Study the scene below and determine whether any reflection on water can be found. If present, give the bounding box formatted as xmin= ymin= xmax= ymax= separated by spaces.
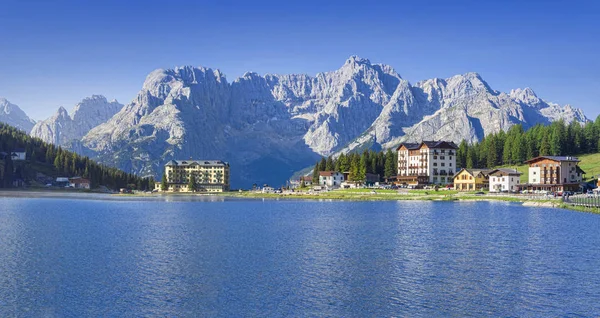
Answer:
xmin=0 ymin=198 xmax=600 ymax=316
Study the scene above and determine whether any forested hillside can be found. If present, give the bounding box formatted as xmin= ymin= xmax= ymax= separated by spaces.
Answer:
xmin=455 ymin=117 xmax=600 ymax=169
xmin=0 ymin=123 xmax=153 ymax=190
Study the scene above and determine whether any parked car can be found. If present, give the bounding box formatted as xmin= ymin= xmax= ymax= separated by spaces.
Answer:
xmin=474 ymin=191 xmax=485 ymax=196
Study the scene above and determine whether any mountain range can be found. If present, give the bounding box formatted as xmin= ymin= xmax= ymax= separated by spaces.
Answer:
xmin=0 ymin=56 xmax=588 ymax=187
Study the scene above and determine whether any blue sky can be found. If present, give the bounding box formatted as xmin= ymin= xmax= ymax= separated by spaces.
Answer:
xmin=0 ymin=0 xmax=598 ymax=120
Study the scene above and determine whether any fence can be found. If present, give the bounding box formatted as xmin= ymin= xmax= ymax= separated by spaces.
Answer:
xmin=564 ymin=194 xmax=600 ymax=209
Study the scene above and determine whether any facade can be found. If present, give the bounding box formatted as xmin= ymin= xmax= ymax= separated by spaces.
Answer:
xmin=300 ymin=176 xmax=313 ymax=186
xmin=319 ymin=171 xmax=344 ymax=188
xmin=488 ymin=168 xmax=521 ymax=192
xmin=155 ymin=159 xmax=230 ymax=192
xmin=453 ymin=168 xmax=492 ymax=191
xmin=69 ymin=177 xmax=91 ymax=189
xmin=397 ymin=141 xmax=458 ymax=185
xmin=519 ymin=156 xmax=584 ymax=192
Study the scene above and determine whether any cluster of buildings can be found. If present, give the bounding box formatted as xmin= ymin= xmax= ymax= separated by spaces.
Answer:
xmin=55 ymin=177 xmax=91 ymax=189
xmin=293 ymin=140 xmax=590 ymax=193
xmin=154 ymin=159 xmax=230 ymax=193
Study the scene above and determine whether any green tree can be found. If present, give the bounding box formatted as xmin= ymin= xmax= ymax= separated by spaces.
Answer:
xmin=325 ymin=156 xmax=334 ymax=171
xmin=161 ymin=174 xmax=168 ymax=191
xmin=312 ymin=163 xmax=320 ymax=184
xmin=466 ymin=147 xmax=475 ymax=169
xmin=358 ymin=154 xmax=367 ymax=182
xmin=318 ymin=157 xmax=326 ymax=171
xmin=339 ymin=153 xmax=350 ymax=172
xmin=457 ymin=140 xmax=468 ymax=168
xmin=349 ymin=154 xmax=360 ymax=181
xmin=188 ymin=173 xmax=197 ymax=192
xmin=487 ymin=137 xmax=498 ymax=168
xmin=384 ymin=149 xmax=395 ymax=178
xmin=539 ymin=133 xmax=551 ymax=156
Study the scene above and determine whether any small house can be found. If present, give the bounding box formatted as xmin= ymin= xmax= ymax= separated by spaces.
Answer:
xmin=55 ymin=177 xmax=70 ymax=187
xmin=11 ymin=149 xmax=26 ymax=161
xmin=319 ymin=171 xmax=344 ymax=188
xmin=488 ymin=168 xmax=521 ymax=193
xmin=69 ymin=177 xmax=91 ymax=189
xmin=453 ymin=168 xmax=492 ymax=191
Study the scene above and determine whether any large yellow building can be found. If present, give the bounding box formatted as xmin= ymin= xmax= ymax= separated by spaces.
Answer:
xmin=155 ymin=159 xmax=230 ymax=192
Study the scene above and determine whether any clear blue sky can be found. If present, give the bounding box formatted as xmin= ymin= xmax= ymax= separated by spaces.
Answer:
xmin=1 ymin=0 xmax=598 ymax=120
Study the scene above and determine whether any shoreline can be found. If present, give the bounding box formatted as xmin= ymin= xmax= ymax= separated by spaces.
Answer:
xmin=0 ymin=188 xmax=597 ymax=214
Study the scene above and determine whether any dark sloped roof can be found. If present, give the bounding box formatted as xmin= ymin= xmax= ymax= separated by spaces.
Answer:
xmin=165 ymin=160 xmax=229 ymax=167
xmin=454 ymin=168 xmax=493 ymax=178
xmin=488 ymin=168 xmax=522 ymax=176
xmin=421 ymin=141 xmax=459 ymax=149
xmin=396 ymin=141 xmax=458 ymax=151
xmin=396 ymin=142 xmax=420 ymax=151
xmin=525 ymin=156 xmax=580 ymax=163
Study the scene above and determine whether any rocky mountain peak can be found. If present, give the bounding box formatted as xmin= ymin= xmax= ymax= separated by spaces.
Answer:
xmin=346 ymin=55 xmax=371 ymax=66
xmin=24 ymin=57 xmax=589 ymax=188
xmin=0 ymin=98 xmax=35 ymax=132
xmin=30 ymin=95 xmax=123 ymax=147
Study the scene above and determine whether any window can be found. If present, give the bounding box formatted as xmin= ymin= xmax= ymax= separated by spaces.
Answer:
xmin=450 ymin=163 xmax=452 ymax=167
xmin=441 ymin=163 xmax=445 ymax=167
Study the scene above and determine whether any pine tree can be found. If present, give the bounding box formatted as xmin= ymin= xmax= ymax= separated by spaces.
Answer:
xmin=312 ymin=163 xmax=320 ymax=184
xmin=349 ymin=154 xmax=360 ymax=181
xmin=384 ymin=149 xmax=395 ymax=178
xmin=550 ymin=128 xmax=562 ymax=156
xmin=161 ymin=174 xmax=168 ymax=191
xmin=318 ymin=157 xmax=326 ymax=172
xmin=325 ymin=156 xmax=334 ymax=171
xmin=466 ymin=147 xmax=475 ymax=169
xmin=502 ymin=135 xmax=513 ymax=165
xmin=487 ymin=137 xmax=498 ymax=168
xmin=358 ymin=154 xmax=367 ymax=182
xmin=188 ymin=173 xmax=197 ymax=192
xmin=334 ymin=153 xmax=344 ymax=171
xmin=370 ymin=150 xmax=377 ymax=175
xmin=539 ymin=133 xmax=551 ymax=156
xmin=457 ymin=140 xmax=468 ymax=168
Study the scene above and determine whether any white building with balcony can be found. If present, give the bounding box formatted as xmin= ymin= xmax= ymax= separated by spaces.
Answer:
xmin=397 ymin=141 xmax=458 ymax=185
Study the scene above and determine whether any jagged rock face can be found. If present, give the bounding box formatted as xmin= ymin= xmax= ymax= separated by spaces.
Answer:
xmin=0 ymin=98 xmax=35 ymax=132
xmin=43 ymin=56 xmax=586 ymax=188
xmin=30 ymin=95 xmax=122 ymax=147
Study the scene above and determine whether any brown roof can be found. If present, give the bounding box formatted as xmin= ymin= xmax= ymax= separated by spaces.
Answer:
xmin=319 ymin=171 xmax=339 ymax=177
xmin=525 ymin=156 xmax=580 ymax=164
xmin=69 ymin=178 xmax=90 ymax=184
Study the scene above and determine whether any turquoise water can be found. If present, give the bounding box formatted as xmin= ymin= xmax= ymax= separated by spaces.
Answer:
xmin=1 ymin=197 xmax=599 ymax=316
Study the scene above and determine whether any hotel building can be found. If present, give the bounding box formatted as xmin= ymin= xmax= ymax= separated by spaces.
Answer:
xmin=155 ymin=159 xmax=230 ymax=192
xmin=397 ymin=141 xmax=458 ymax=185
xmin=519 ymin=156 xmax=584 ymax=192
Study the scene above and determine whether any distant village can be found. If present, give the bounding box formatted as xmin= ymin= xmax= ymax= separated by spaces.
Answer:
xmin=273 ymin=140 xmax=600 ymax=196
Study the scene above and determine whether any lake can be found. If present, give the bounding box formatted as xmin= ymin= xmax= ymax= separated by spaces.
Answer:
xmin=0 ymin=196 xmax=599 ymax=316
